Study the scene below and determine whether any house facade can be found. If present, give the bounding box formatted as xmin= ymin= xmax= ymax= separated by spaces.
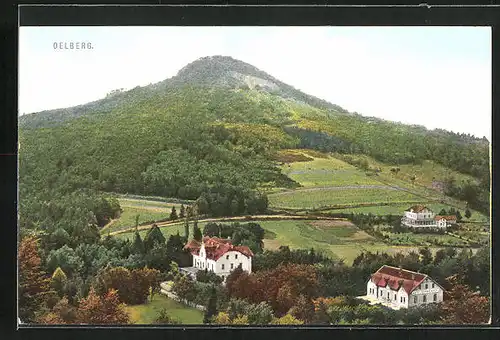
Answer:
xmin=183 ymin=237 xmax=253 ymax=282
xmin=366 ymin=265 xmax=444 ymax=309
xmin=401 ymin=205 xmax=456 ymax=229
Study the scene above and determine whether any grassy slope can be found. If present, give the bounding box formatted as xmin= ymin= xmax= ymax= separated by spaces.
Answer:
xmin=269 ymin=150 xmax=488 ymax=222
xmin=125 ymin=294 xmax=203 ymax=324
xmin=101 ymin=198 xmax=186 ymax=234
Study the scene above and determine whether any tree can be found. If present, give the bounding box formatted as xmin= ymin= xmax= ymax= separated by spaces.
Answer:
xmin=465 ymin=208 xmax=472 ymax=219
xmin=439 ymin=209 xmax=447 ymax=216
xmin=51 ymin=267 xmax=68 ymax=298
xmin=135 ymin=214 xmax=140 ymax=230
xmin=204 ymin=286 xmax=218 ymax=324
xmin=131 ymin=231 xmax=145 ymax=255
xmin=213 ymin=312 xmax=232 ymax=324
xmin=312 ymin=300 xmax=330 ymax=325
xmin=19 ymin=236 xmax=52 ymax=323
xmin=419 ymin=247 xmax=433 ymax=266
xmin=143 ymin=224 xmax=166 ymax=253
xmin=440 ymin=275 xmax=489 ymax=324
xmin=193 ymin=220 xmax=202 ymax=242
xmin=170 ymin=207 xmax=178 ymax=220
xmin=203 ymin=222 xmax=220 ymax=237
xmin=455 ymin=210 xmax=463 ymax=222
xmin=37 ymin=297 xmax=78 ymax=324
xmin=154 ymin=308 xmax=179 ymax=324
xmin=184 ymin=218 xmax=190 ymax=239
xmin=289 ymin=295 xmax=315 ymax=324
xmin=270 ymin=314 xmax=304 ymax=325
xmin=179 ymin=204 xmax=186 ymax=219
xmin=77 ymin=288 xmax=130 ymax=324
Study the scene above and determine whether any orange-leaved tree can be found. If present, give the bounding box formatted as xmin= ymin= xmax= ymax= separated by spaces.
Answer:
xmin=440 ymin=274 xmax=490 ymax=325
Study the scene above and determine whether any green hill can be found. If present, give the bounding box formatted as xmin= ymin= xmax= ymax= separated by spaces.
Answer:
xmin=19 ymin=56 xmax=490 ymax=238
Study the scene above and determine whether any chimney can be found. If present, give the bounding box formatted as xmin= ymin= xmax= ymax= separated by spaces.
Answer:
xmin=411 ymin=274 xmax=415 ymax=281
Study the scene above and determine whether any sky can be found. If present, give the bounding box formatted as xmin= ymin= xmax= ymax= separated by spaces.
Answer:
xmin=19 ymin=26 xmax=491 ymax=140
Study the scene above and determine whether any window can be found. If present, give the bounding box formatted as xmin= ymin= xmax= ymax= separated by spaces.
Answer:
xmin=425 ymin=284 xmax=428 ymax=289
xmin=222 ymin=264 xmax=225 ymax=270
xmin=387 ymin=292 xmax=389 ymax=299
xmin=432 ymin=283 xmax=435 ymax=288
xmin=414 ymin=296 xmax=417 ymax=303
xmin=394 ymin=294 xmax=397 ymax=301
xmin=423 ymin=295 xmax=427 ymax=303
xmin=226 ymin=255 xmax=229 ymax=260
xmin=235 ymin=254 xmax=238 ymax=259
xmin=433 ymin=294 xmax=437 ymax=302
xmin=231 ymin=263 xmax=234 ymax=269
xmin=400 ymin=297 xmax=402 ymax=303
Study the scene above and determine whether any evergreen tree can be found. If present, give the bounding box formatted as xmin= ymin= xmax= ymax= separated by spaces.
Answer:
xmin=439 ymin=209 xmax=448 ymax=216
xmin=204 ymin=286 xmax=218 ymax=324
xmin=179 ymin=204 xmax=185 ymax=219
xmin=465 ymin=208 xmax=472 ymax=219
xmin=134 ymin=214 xmax=140 ymax=230
xmin=170 ymin=207 xmax=178 ymax=220
xmin=143 ymin=224 xmax=166 ymax=253
xmin=193 ymin=220 xmax=202 ymax=241
xmin=51 ymin=267 xmax=68 ymax=298
xmin=131 ymin=231 xmax=145 ymax=255
xmin=455 ymin=210 xmax=463 ymax=221
xmin=184 ymin=218 xmax=190 ymax=239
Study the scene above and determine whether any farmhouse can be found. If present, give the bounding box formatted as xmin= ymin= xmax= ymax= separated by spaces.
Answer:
xmin=362 ymin=265 xmax=444 ymax=310
xmin=182 ymin=236 xmax=253 ymax=282
xmin=401 ymin=205 xmax=456 ymax=229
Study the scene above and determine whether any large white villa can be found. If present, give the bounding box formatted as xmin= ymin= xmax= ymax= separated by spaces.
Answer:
xmin=361 ymin=265 xmax=444 ymax=310
xmin=182 ymin=236 xmax=253 ymax=282
xmin=401 ymin=205 xmax=457 ymax=229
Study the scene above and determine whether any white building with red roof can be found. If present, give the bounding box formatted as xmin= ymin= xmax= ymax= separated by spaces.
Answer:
xmin=183 ymin=236 xmax=253 ymax=282
xmin=363 ymin=265 xmax=444 ymax=310
xmin=401 ymin=205 xmax=456 ymax=229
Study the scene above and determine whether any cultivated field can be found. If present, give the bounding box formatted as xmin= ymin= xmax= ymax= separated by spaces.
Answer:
xmin=268 ymin=187 xmax=424 ymax=210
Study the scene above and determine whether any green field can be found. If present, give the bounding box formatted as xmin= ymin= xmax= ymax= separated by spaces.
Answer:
xmin=323 ymin=203 xmax=488 ymax=222
xmin=125 ymin=294 xmax=203 ymax=324
xmin=280 ymin=152 xmax=382 ymax=188
xmin=268 ymin=187 xmax=423 ymax=210
xmin=101 ymin=198 xmax=187 ymax=234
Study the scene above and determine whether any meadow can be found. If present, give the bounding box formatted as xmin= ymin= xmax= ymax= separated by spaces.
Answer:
xmin=268 ymin=187 xmax=424 ymax=210
xmin=101 ymin=198 xmax=186 ymax=234
xmin=125 ymin=294 xmax=203 ymax=324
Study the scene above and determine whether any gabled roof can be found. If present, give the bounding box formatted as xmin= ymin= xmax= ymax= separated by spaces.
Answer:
xmin=370 ymin=265 xmax=429 ymax=294
xmin=434 ymin=215 xmax=457 ymax=221
xmin=406 ymin=205 xmax=431 ymax=213
xmin=184 ymin=236 xmax=254 ymax=260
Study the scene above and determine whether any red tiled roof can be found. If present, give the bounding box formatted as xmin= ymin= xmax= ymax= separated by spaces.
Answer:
xmin=184 ymin=236 xmax=254 ymax=260
xmin=406 ymin=205 xmax=430 ymax=213
xmin=371 ymin=265 xmax=427 ymax=294
xmin=434 ymin=215 xmax=457 ymax=221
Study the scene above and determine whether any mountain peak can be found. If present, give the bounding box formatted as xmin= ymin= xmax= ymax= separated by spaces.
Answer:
xmin=170 ymin=55 xmax=349 ymax=113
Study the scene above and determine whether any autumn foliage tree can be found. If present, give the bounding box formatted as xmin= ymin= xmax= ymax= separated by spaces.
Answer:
xmin=94 ymin=266 xmax=160 ymax=305
xmin=225 ymin=263 xmax=319 ymax=316
xmin=19 ymin=236 xmax=52 ymax=323
xmin=77 ymin=288 xmax=129 ymax=324
xmin=440 ymin=275 xmax=490 ymax=324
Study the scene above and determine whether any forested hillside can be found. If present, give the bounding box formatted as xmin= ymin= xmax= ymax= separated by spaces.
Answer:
xmin=19 ymin=55 xmax=490 ymax=236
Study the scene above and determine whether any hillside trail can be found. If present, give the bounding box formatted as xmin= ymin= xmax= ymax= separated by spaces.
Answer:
xmin=108 ymin=214 xmax=346 ymax=236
